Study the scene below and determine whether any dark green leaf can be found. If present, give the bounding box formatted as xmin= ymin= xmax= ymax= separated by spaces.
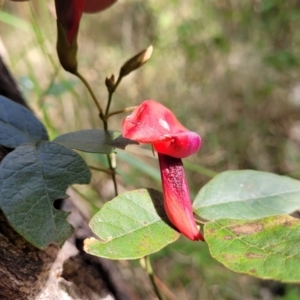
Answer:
xmin=84 ymin=189 xmax=180 ymax=260
xmin=205 ymin=216 xmax=300 ymax=282
xmin=53 ymin=129 xmax=137 ymax=153
xmin=0 ymin=95 xmax=49 ymax=147
xmin=0 ymin=141 xmax=91 ymax=249
xmin=194 ymin=170 xmax=300 ymax=220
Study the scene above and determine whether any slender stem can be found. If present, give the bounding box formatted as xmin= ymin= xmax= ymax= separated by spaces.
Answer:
xmin=143 ymin=256 xmax=165 ymax=300
xmin=105 ymin=106 xmax=137 ymax=120
xmin=74 ymin=70 xmax=119 ymax=195
xmin=106 ymin=153 xmax=118 ymax=196
xmin=104 ymin=74 xmax=122 ymax=118
xmin=88 ymin=165 xmax=113 ymax=175
xmin=75 ymin=69 xmax=121 ymax=197
xmin=101 ymin=75 xmax=123 ymax=196
xmin=29 ymin=4 xmax=57 ymax=71
xmin=74 ymin=71 xmax=103 ymax=116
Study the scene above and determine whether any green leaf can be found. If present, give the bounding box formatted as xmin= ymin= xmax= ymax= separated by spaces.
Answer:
xmin=205 ymin=216 xmax=300 ymax=282
xmin=0 ymin=141 xmax=91 ymax=249
xmin=193 ymin=170 xmax=300 ymax=220
xmin=84 ymin=189 xmax=180 ymax=260
xmin=0 ymin=95 xmax=49 ymax=148
xmin=53 ymin=129 xmax=137 ymax=154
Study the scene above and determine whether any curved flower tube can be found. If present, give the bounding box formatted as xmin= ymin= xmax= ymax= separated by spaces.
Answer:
xmin=122 ymin=100 xmax=204 ymax=241
xmin=158 ymin=153 xmax=204 ymax=241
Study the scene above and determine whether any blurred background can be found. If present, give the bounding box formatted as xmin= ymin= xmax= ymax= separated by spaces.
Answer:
xmin=1 ymin=0 xmax=300 ymax=299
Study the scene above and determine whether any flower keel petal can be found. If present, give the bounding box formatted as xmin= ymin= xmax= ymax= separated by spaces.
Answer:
xmin=154 ymin=131 xmax=201 ymax=158
xmin=158 ymin=153 xmax=204 ymax=241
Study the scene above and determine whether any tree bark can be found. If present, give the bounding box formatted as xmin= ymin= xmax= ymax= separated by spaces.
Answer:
xmin=0 ymin=56 xmax=133 ymax=300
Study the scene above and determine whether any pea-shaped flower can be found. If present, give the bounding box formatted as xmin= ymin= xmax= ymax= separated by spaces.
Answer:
xmin=54 ymin=0 xmax=117 ymax=73
xmin=55 ymin=0 xmax=117 ymax=45
xmin=122 ymin=100 xmax=204 ymax=241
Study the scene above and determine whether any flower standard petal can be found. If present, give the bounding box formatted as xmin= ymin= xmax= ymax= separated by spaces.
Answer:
xmin=123 ymin=100 xmax=174 ymax=143
xmin=158 ymin=153 xmax=204 ymax=241
xmin=122 ymin=100 xmax=202 ymax=158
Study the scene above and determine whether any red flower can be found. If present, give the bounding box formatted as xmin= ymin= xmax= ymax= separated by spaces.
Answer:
xmin=54 ymin=0 xmax=117 ymax=44
xmin=55 ymin=0 xmax=85 ymax=45
xmin=122 ymin=100 xmax=201 ymax=158
xmin=122 ymin=100 xmax=204 ymax=241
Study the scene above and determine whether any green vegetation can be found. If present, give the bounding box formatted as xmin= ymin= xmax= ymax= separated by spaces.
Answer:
xmin=2 ymin=0 xmax=300 ymax=299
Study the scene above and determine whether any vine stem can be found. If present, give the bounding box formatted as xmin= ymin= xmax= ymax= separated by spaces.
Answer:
xmin=142 ymin=256 xmax=166 ymax=300
xmin=106 ymin=153 xmax=118 ymax=196
xmin=101 ymin=74 xmax=124 ymax=196
xmin=74 ymin=71 xmax=103 ymax=117
xmin=104 ymin=74 xmax=122 ymax=120
xmin=75 ymin=71 xmax=118 ymax=196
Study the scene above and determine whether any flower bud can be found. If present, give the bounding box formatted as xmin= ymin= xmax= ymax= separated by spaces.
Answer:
xmin=119 ymin=45 xmax=153 ymax=78
xmin=105 ymin=74 xmax=115 ymax=92
xmin=56 ymin=20 xmax=78 ymax=73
